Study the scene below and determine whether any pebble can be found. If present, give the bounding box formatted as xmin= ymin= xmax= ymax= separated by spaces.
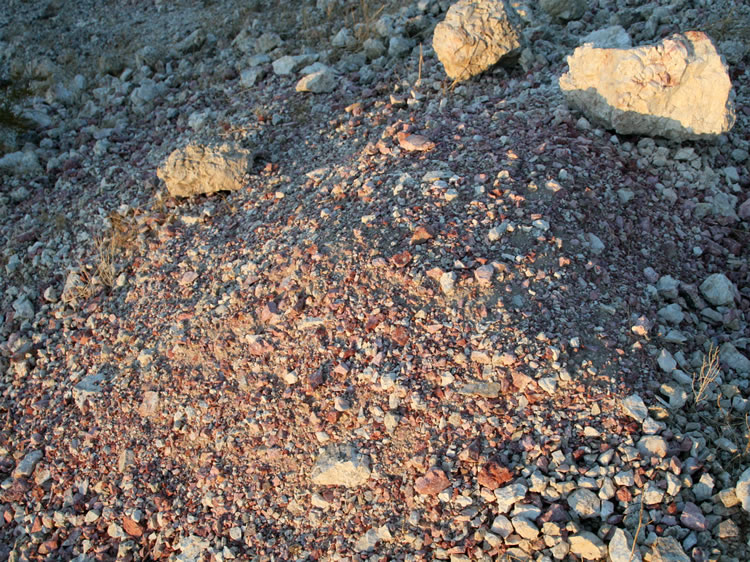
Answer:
xmin=609 ymin=528 xmax=641 ymax=562
xmin=567 ymin=488 xmax=600 ymax=519
xmin=490 ymin=514 xmax=513 ymax=538
xmin=439 ymin=271 xmax=457 ymax=295
xmin=657 ymin=349 xmax=677 ymax=372
xmin=511 ymin=516 xmax=539 ymax=539
xmin=310 ymin=444 xmax=371 ymax=487
xmin=699 ymin=273 xmax=736 ymax=306
xmin=414 ymin=468 xmax=450 ymax=495
xmin=637 ymin=435 xmax=668 ymax=458
xmin=495 ymin=483 xmax=528 ymax=513
xmin=648 ymin=536 xmax=689 ymax=562
xmin=621 ymin=394 xmax=648 ymax=423
xmin=12 ymin=450 xmax=43 ymax=478
xmin=680 ymin=502 xmax=706 ymax=531
xmin=569 ymin=532 xmax=606 ymax=559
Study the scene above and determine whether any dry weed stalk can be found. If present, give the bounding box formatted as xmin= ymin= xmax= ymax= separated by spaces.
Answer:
xmin=692 ymin=344 xmax=720 ymax=404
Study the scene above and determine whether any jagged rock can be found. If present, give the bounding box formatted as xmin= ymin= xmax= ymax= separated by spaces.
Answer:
xmin=736 ymin=466 xmax=750 ymax=513
xmin=12 ymin=450 xmax=43 ymax=478
xmin=540 ymin=0 xmax=587 ymax=21
xmin=648 ymin=537 xmax=689 ymax=562
xmin=157 ymin=143 xmax=254 ymax=198
xmin=567 ymin=488 xmax=600 ymax=519
xmin=311 ymin=444 xmax=371 ymax=487
xmin=581 ymin=25 xmax=631 ymax=48
xmin=609 ymin=528 xmax=642 ymax=562
xmin=559 ymin=32 xmax=735 ymax=140
xmin=699 ymin=273 xmax=737 ymax=306
xmin=296 ymin=68 xmax=337 ymax=93
xmin=432 ymin=0 xmax=522 ymax=82
xmin=621 ymin=394 xmax=648 ymax=423
xmin=720 ymin=343 xmax=750 ymax=374
xmin=414 ymin=468 xmax=450 ymax=495
xmin=569 ymin=532 xmax=606 ymax=559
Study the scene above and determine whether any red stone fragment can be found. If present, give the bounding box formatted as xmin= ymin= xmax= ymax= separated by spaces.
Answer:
xmin=392 ymin=326 xmax=409 ymax=347
xmin=391 ymin=250 xmax=412 ymax=268
xmin=414 ymin=468 xmax=450 ymax=495
xmin=122 ymin=516 xmax=143 ymax=537
xmin=477 ymin=460 xmax=513 ymax=490
xmin=410 ymin=226 xmax=434 ymax=245
xmin=616 ymin=487 xmax=632 ymax=503
xmin=396 ymin=132 xmax=436 ymax=152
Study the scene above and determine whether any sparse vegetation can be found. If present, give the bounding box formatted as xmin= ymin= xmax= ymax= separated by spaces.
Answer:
xmin=691 ymin=344 xmax=720 ymax=404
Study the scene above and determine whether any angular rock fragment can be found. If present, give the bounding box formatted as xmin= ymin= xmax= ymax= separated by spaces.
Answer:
xmin=414 ymin=468 xmax=450 ymax=495
xmin=559 ymin=32 xmax=735 ymax=140
xmin=540 ymin=0 xmax=586 ymax=21
xmin=432 ymin=0 xmax=522 ymax=82
xmin=295 ymin=68 xmax=337 ymax=93
xmin=736 ymin=466 xmax=750 ymax=513
xmin=699 ymin=273 xmax=737 ymax=306
xmin=157 ymin=143 xmax=254 ymax=198
xmin=648 ymin=537 xmax=689 ymax=562
xmin=311 ymin=444 xmax=371 ymax=487
xmin=570 ymin=532 xmax=606 ymax=559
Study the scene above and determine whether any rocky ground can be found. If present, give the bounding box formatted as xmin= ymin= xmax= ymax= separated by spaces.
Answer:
xmin=0 ymin=0 xmax=749 ymax=560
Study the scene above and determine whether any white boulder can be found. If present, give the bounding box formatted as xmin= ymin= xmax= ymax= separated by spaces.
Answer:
xmin=559 ymin=32 xmax=735 ymax=140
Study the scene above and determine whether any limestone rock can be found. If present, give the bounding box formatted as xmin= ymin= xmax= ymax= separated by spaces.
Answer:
xmin=157 ymin=143 xmax=253 ymax=198
xmin=559 ymin=32 xmax=735 ymax=141
xmin=736 ymin=466 xmax=750 ymax=513
xmin=699 ymin=273 xmax=737 ymax=306
xmin=432 ymin=0 xmax=522 ymax=82
xmin=540 ymin=0 xmax=586 ymax=21
xmin=311 ymin=444 xmax=371 ymax=487
xmin=581 ymin=25 xmax=631 ymax=48
xmin=621 ymin=394 xmax=648 ymax=423
xmin=609 ymin=528 xmax=642 ymax=562
xmin=567 ymin=488 xmax=600 ymax=519
xmin=295 ymin=68 xmax=337 ymax=93
xmin=648 ymin=537 xmax=689 ymax=562
xmin=569 ymin=531 xmax=606 ymax=559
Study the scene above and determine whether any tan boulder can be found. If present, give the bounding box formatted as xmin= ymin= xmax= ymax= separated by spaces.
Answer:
xmin=559 ymin=31 xmax=735 ymax=140
xmin=432 ymin=0 xmax=522 ymax=82
xmin=157 ymin=142 xmax=253 ymax=198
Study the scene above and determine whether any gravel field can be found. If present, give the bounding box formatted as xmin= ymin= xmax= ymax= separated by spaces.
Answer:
xmin=0 ymin=0 xmax=749 ymax=560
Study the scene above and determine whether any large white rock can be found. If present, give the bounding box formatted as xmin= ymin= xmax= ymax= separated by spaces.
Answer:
xmin=432 ymin=0 xmax=522 ymax=82
xmin=736 ymin=466 xmax=750 ymax=513
xmin=311 ymin=444 xmax=371 ymax=487
xmin=157 ymin=143 xmax=254 ymax=198
xmin=559 ymin=32 xmax=735 ymax=140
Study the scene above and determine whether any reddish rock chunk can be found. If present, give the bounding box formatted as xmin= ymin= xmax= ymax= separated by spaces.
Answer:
xmin=477 ymin=460 xmax=513 ymax=489
xmin=391 ymin=250 xmax=412 ymax=268
xmin=415 ymin=468 xmax=450 ymax=495
xmin=122 ymin=516 xmax=143 ymax=537
xmin=397 ymin=132 xmax=436 ymax=152
xmin=392 ymin=326 xmax=409 ymax=347
xmin=410 ymin=226 xmax=434 ymax=245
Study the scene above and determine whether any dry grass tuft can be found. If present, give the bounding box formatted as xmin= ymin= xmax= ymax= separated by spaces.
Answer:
xmin=692 ymin=344 xmax=720 ymax=404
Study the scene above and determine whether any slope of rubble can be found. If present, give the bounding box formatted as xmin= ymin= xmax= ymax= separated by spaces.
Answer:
xmin=0 ymin=0 xmax=749 ymax=560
